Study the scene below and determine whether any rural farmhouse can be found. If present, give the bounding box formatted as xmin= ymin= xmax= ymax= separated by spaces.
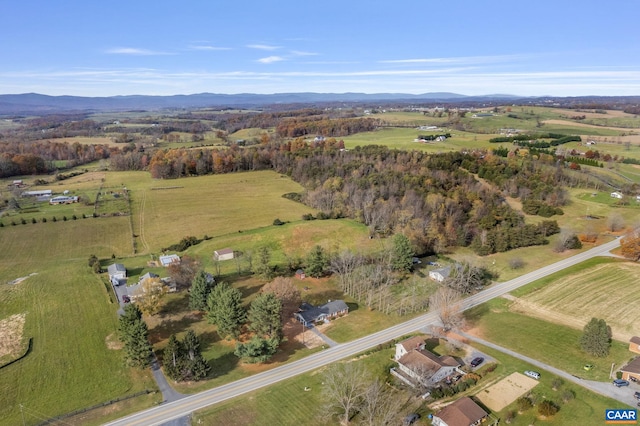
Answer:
xmin=391 ymin=345 xmax=461 ymax=387
xmin=294 ymin=300 xmax=349 ymax=327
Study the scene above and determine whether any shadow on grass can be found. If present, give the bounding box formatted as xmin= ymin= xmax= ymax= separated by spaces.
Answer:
xmin=149 ymin=313 xmax=204 ymax=344
xmin=210 ymin=351 xmax=240 ymax=379
xmin=127 ymin=267 xmax=145 ymax=277
xmin=198 ymin=330 xmax=221 ymax=353
xmin=305 ymin=289 xmax=346 ymax=306
xmin=463 ymin=303 xmax=490 ymax=324
xmin=160 ymin=295 xmax=191 ymax=315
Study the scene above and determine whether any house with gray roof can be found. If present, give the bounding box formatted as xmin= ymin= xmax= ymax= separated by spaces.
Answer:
xmin=295 ymin=300 xmax=349 ymax=327
xmin=429 ymin=266 xmax=452 ymax=282
xmin=107 ymin=263 xmax=127 ymax=286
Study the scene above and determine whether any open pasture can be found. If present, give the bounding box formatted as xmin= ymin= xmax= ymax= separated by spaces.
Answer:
xmin=0 ymin=220 xmax=158 ymax=425
xmin=514 ymin=258 xmax=640 ymax=341
xmin=112 ymin=170 xmax=316 ymax=253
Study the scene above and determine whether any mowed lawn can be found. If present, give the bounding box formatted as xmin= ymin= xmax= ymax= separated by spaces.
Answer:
xmin=514 ymin=258 xmax=640 ymax=341
xmin=101 ymin=170 xmax=316 ymax=253
xmin=0 ymin=221 xmax=157 ymax=426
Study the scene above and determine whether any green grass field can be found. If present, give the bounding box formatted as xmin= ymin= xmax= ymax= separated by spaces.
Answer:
xmin=0 ymin=221 xmax=159 ymax=426
xmin=465 ymin=297 xmax=631 ymax=382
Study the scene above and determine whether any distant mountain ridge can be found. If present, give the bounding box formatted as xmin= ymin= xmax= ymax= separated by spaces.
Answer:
xmin=0 ymin=92 xmax=521 ymax=115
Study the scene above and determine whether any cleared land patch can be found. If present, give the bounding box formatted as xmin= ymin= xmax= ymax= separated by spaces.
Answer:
xmin=476 ymin=372 xmax=538 ymax=411
xmin=0 ymin=313 xmax=26 ymax=359
xmin=517 ymin=261 xmax=640 ymax=341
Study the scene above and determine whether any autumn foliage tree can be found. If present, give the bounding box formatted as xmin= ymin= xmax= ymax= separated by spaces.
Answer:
xmin=261 ymin=277 xmax=302 ymax=324
xmin=621 ymin=229 xmax=640 ymax=261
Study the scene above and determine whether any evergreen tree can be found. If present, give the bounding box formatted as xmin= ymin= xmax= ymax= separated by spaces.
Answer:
xmin=391 ymin=233 xmax=414 ymax=272
xmin=580 ymin=317 xmax=611 ymax=357
xmin=189 ymin=270 xmax=214 ymax=311
xmin=206 ymin=282 xmax=246 ymax=339
xmin=306 ymin=245 xmax=328 ymax=278
xmin=253 ymin=246 xmax=273 ymax=280
xmin=163 ymin=334 xmax=184 ymax=381
xmin=248 ymin=293 xmax=282 ymax=339
xmin=118 ymin=304 xmax=152 ymax=368
xmin=181 ymin=330 xmax=211 ymax=381
xmin=234 ymin=335 xmax=280 ymax=363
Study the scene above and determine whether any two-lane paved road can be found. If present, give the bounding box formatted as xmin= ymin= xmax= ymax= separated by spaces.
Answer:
xmin=105 ymin=237 xmax=622 ymax=426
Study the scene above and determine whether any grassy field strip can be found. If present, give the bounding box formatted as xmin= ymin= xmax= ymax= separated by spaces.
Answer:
xmin=519 ymin=261 xmax=640 ymax=341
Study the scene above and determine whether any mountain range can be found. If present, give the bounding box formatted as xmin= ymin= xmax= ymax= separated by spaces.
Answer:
xmin=0 ymin=92 xmax=522 ymax=115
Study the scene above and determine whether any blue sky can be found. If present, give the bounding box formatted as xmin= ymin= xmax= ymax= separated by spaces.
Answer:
xmin=1 ymin=0 xmax=639 ymax=97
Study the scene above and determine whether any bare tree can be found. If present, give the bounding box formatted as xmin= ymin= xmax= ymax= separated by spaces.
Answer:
xmin=429 ymin=286 xmax=465 ymax=331
xmin=329 ymin=250 xmax=363 ymax=295
xmin=322 ymin=363 xmax=369 ymax=424
xmin=444 ymin=260 xmax=489 ymax=294
xmin=606 ymin=213 xmax=626 ymax=232
xmin=358 ymin=379 xmax=404 ymax=426
xmin=262 ymin=277 xmax=302 ymax=323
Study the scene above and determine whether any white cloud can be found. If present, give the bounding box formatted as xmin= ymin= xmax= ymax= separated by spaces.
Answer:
xmin=257 ymin=56 xmax=285 ymax=64
xmin=247 ymin=44 xmax=281 ymax=51
xmin=188 ymin=45 xmax=231 ymax=51
xmin=290 ymin=50 xmax=318 ymax=56
xmin=106 ymin=47 xmax=172 ymax=56
xmin=379 ymin=54 xmax=526 ymax=65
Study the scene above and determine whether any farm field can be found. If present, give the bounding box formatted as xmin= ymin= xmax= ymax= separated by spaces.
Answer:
xmin=509 ymin=257 xmax=640 ymax=342
xmin=465 ymin=290 xmax=631 ymax=382
xmin=101 ymin=170 xmax=316 ymax=253
xmin=0 ymin=221 xmax=159 ymax=426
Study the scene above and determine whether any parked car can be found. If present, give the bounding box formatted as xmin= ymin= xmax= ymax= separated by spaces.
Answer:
xmin=470 ymin=357 xmax=484 ymax=367
xmin=633 ymin=391 xmax=640 ymax=400
xmin=403 ymin=413 xmax=420 ymax=425
xmin=613 ymin=379 xmax=629 ymax=387
xmin=583 ymin=364 xmax=594 ymax=371
xmin=122 ymin=295 xmax=131 ymax=303
xmin=524 ymin=370 xmax=541 ymax=380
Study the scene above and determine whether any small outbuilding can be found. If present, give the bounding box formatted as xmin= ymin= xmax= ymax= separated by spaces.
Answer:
xmin=295 ymin=269 xmax=306 ymax=280
xmin=214 ymin=248 xmax=234 ymax=261
xmin=432 ymin=397 xmax=489 ymax=426
xmin=159 ymin=254 xmax=180 ymax=267
xmin=629 ymin=336 xmax=640 ymax=355
xmin=611 ymin=191 xmax=623 ymax=199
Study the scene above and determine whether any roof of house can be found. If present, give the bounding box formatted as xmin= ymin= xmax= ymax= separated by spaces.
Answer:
xmin=296 ymin=300 xmax=348 ymax=323
xmin=621 ymin=357 xmax=640 ymax=374
xmin=398 ymin=335 xmax=426 ymax=352
xmin=159 ymin=254 xmax=180 ymax=266
xmin=107 ymin=263 xmax=126 ymax=275
xmin=430 ymin=266 xmax=452 ymax=278
xmin=434 ymin=397 xmax=488 ymax=426
xmin=214 ymin=248 xmax=234 ymax=256
xmin=139 ymin=272 xmax=159 ymax=282
xmin=630 ymin=336 xmax=640 ymax=345
xmin=398 ymin=349 xmax=459 ymax=376
xmin=296 ymin=269 xmax=305 ymax=274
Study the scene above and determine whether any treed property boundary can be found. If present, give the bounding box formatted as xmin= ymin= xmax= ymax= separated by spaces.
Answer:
xmin=0 ymin=337 xmax=32 ymax=370
xmin=35 ymin=389 xmax=155 ymax=426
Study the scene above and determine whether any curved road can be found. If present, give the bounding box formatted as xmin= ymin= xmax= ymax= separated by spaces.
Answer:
xmin=105 ymin=237 xmax=622 ymax=426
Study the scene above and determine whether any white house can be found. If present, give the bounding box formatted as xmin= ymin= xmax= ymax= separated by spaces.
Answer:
xmin=429 ymin=266 xmax=452 ymax=283
xmin=395 ymin=335 xmax=427 ymax=361
xmin=214 ymin=248 xmax=234 ymax=261
xmin=159 ymin=254 xmax=180 ymax=267
xmin=107 ymin=263 xmax=127 ymax=286
xmin=611 ymin=191 xmax=623 ymax=199
xmin=392 ymin=348 xmax=461 ymax=386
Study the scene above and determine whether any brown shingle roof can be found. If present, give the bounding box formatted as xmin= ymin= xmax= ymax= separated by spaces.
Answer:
xmin=397 ymin=349 xmax=460 ymax=374
xmin=399 ymin=335 xmax=426 ymax=351
xmin=630 ymin=336 xmax=640 ymax=345
xmin=621 ymin=357 xmax=640 ymax=374
xmin=434 ymin=397 xmax=488 ymax=426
